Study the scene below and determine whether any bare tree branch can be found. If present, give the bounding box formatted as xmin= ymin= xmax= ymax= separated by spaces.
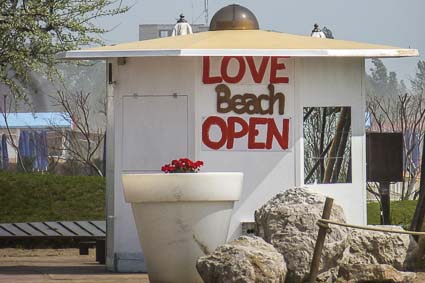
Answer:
xmin=49 ymin=90 xmax=105 ymax=176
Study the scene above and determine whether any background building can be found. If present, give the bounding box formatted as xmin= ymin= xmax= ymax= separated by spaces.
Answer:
xmin=139 ymin=24 xmax=208 ymax=40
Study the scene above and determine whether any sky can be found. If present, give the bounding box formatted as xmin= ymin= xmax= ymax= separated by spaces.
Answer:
xmin=95 ymin=0 xmax=425 ymax=83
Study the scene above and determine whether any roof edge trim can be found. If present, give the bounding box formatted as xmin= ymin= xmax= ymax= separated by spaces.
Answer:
xmin=58 ymin=48 xmax=419 ymax=60
xmin=57 ymin=49 xmax=183 ymax=59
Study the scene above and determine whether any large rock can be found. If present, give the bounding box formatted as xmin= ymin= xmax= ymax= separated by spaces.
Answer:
xmin=255 ymin=188 xmax=348 ymax=283
xmin=339 ymin=228 xmax=417 ymax=270
xmin=196 ymin=236 xmax=287 ymax=283
xmin=337 ymin=264 xmax=416 ymax=283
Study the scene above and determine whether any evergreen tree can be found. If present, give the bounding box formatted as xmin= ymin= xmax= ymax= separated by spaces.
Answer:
xmin=368 ymin=59 xmax=401 ymax=97
xmin=412 ymin=61 xmax=425 ymax=94
xmin=370 ymin=58 xmax=389 ymax=84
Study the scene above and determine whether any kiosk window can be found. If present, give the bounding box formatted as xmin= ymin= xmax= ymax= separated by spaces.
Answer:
xmin=303 ymin=106 xmax=352 ymax=184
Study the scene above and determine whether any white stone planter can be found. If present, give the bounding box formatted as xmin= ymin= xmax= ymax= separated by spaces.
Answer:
xmin=122 ymin=172 xmax=244 ymax=283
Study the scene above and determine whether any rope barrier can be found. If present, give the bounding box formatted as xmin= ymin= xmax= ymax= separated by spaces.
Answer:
xmin=310 ymin=197 xmax=425 ymax=283
xmin=318 ymin=218 xmax=425 ymax=236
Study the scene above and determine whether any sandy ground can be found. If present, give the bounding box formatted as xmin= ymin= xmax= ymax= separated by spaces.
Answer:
xmin=0 ymin=248 xmax=149 ymax=283
xmin=1 ymin=248 xmax=425 ymax=282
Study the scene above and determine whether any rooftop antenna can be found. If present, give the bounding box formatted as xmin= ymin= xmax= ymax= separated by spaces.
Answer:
xmin=204 ymin=0 xmax=209 ymax=26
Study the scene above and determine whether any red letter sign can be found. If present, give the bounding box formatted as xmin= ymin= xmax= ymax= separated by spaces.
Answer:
xmin=221 ymin=57 xmax=246 ymax=84
xmin=203 ymin=57 xmax=222 ymax=84
xmin=246 ymin=56 xmax=269 ymax=83
xmin=202 ymin=116 xmax=227 ymax=150
xmin=270 ymin=57 xmax=289 ymax=84
xmin=227 ymin=117 xmax=249 ymax=149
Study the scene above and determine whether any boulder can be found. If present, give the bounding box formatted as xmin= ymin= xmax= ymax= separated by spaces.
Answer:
xmin=196 ymin=236 xmax=287 ymax=283
xmin=339 ymin=228 xmax=418 ymax=270
xmin=255 ymin=187 xmax=348 ymax=283
xmin=316 ymin=268 xmax=339 ymax=283
xmin=337 ymin=263 xmax=416 ymax=283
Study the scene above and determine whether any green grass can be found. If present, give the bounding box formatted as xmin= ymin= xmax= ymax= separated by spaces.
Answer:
xmin=367 ymin=200 xmax=418 ymax=227
xmin=0 ymin=172 xmax=419 ymax=245
xmin=0 ymin=172 xmax=105 ymax=223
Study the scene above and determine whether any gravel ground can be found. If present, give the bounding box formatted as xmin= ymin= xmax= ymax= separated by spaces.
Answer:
xmin=0 ymin=248 xmax=149 ymax=283
xmin=0 ymin=248 xmax=86 ymax=257
xmin=1 ymin=248 xmax=425 ymax=282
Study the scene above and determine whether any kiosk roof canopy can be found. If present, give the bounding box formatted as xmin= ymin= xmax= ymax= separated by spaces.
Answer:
xmin=59 ymin=29 xmax=419 ymax=59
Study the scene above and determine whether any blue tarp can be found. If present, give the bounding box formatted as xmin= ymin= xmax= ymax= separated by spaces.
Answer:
xmin=2 ymin=134 xmax=9 ymax=170
xmin=40 ymin=130 xmax=48 ymax=171
xmin=0 ymin=112 xmax=71 ymax=129
xmin=17 ymin=130 xmax=49 ymax=171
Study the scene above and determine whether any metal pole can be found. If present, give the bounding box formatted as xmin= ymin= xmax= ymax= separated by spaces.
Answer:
xmin=379 ymin=181 xmax=391 ymax=225
xmin=309 ymin=197 xmax=334 ymax=283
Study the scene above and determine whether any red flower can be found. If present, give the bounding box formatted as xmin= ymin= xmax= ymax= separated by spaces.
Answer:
xmin=161 ymin=157 xmax=204 ymax=173
xmin=194 ymin=161 xmax=204 ymax=167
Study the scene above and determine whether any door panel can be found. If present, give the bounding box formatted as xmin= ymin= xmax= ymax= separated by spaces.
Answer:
xmin=122 ymin=95 xmax=188 ymax=171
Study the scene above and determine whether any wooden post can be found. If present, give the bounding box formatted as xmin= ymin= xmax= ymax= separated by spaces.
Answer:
xmin=309 ymin=197 xmax=334 ymax=283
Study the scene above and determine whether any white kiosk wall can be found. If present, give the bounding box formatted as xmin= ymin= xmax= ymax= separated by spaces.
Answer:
xmin=107 ymin=57 xmax=197 ymax=271
xmin=106 ymin=56 xmax=366 ymax=271
xmin=295 ymin=58 xmax=366 ymax=226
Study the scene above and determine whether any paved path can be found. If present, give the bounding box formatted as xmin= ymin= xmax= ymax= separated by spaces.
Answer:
xmin=0 ymin=249 xmax=149 ymax=283
xmin=2 ymin=248 xmax=425 ymax=282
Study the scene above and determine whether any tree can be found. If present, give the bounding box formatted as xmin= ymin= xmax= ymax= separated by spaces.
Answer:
xmin=367 ymin=59 xmax=400 ymax=97
xmin=370 ymin=58 xmax=389 ymax=85
xmin=50 ymin=90 xmax=105 ymax=176
xmin=412 ymin=61 xmax=425 ymax=94
xmin=0 ymin=95 xmax=28 ymax=172
xmin=0 ymin=0 xmax=128 ymax=101
xmin=410 ymin=60 xmax=425 ymax=232
xmin=303 ymin=107 xmax=352 ymax=184
xmin=366 ymin=59 xmax=425 ymax=224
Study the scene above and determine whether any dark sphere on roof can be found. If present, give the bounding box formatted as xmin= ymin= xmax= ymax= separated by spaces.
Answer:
xmin=209 ymin=4 xmax=259 ymax=31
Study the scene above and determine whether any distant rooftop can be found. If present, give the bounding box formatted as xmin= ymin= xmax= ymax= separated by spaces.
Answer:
xmin=139 ymin=23 xmax=208 ymax=41
xmin=0 ymin=112 xmax=72 ymax=129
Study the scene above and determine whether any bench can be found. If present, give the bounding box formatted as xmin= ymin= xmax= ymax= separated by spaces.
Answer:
xmin=0 ymin=220 xmax=106 ymax=263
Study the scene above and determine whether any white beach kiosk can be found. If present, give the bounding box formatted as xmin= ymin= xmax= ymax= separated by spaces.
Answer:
xmin=60 ymin=5 xmax=419 ymax=273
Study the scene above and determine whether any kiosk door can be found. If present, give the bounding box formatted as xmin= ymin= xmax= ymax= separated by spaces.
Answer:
xmin=122 ymin=95 xmax=189 ymax=171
